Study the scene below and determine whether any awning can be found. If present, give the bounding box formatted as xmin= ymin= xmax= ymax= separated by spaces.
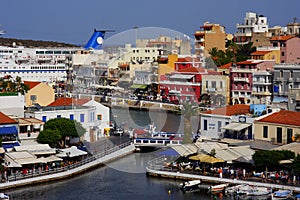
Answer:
xmin=2 ymin=142 xmax=20 ymax=150
xmin=0 ymin=126 xmax=18 ymax=135
xmin=170 ymin=74 xmax=194 ymax=79
xmin=130 ymin=84 xmax=148 ymax=89
xmin=56 ymin=146 xmax=88 ymax=158
xmin=221 ymin=122 xmax=251 ymax=131
xmin=171 ymin=144 xmax=198 ymax=157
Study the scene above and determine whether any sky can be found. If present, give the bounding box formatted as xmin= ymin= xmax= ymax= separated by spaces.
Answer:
xmin=0 ymin=0 xmax=299 ymax=46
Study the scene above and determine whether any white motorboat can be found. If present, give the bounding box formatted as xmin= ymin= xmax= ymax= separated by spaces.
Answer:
xmin=0 ymin=193 xmax=9 ymax=200
xmin=180 ymin=180 xmax=201 ymax=192
xmin=271 ymin=190 xmax=293 ymax=200
xmin=208 ymin=183 xmax=229 ymax=193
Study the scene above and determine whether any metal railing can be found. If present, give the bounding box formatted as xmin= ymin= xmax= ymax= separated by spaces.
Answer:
xmin=4 ymin=141 xmax=132 ymax=183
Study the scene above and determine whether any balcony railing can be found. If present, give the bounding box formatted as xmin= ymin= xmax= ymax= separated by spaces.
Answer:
xmin=233 ymin=77 xmax=249 ymax=82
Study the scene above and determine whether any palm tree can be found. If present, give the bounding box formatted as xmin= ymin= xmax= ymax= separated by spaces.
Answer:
xmin=180 ymin=102 xmax=198 ymax=144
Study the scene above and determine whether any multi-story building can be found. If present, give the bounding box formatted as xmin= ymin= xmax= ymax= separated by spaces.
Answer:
xmin=252 ymin=70 xmax=273 ymax=105
xmin=251 ymin=47 xmax=280 ymax=64
xmin=0 ymin=112 xmax=19 ymax=150
xmin=194 ymin=22 xmax=226 ymax=57
xmin=159 ymin=67 xmax=219 ymax=104
xmin=234 ymin=12 xmax=269 ymax=45
xmin=254 ymin=110 xmax=300 ymax=144
xmin=287 ymin=18 xmax=300 ymax=35
xmin=200 ymin=74 xmax=230 ymax=107
xmin=288 ymin=88 xmax=300 ymax=112
xmin=269 ymin=35 xmax=300 ymax=64
xmin=273 ymin=64 xmax=300 ymax=109
xmin=230 ymin=60 xmax=275 ymax=105
xmin=0 ymin=92 xmax=24 ymax=118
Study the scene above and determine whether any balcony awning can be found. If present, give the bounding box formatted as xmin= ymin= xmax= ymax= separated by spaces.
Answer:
xmin=221 ymin=122 xmax=251 ymax=131
xmin=0 ymin=126 xmax=18 ymax=135
xmin=130 ymin=84 xmax=148 ymax=89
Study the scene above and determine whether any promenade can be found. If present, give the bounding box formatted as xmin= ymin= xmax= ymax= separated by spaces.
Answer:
xmin=146 ymin=156 xmax=300 ymax=193
xmin=0 ymin=142 xmax=135 ymax=190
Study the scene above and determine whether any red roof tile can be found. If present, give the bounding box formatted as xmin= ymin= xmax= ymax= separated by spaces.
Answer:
xmin=256 ymin=110 xmax=300 ymax=126
xmin=47 ymin=97 xmax=89 ymax=107
xmin=218 ymin=62 xmax=232 ymax=69
xmin=237 ymin=60 xmax=262 ymax=65
xmin=178 ymin=67 xmax=206 ymax=73
xmin=204 ymin=104 xmax=250 ymax=116
xmin=270 ymin=35 xmax=295 ymax=41
xmin=24 ymin=81 xmax=41 ymax=89
xmin=251 ymin=51 xmax=272 ymax=56
xmin=0 ymin=112 xmax=17 ymax=124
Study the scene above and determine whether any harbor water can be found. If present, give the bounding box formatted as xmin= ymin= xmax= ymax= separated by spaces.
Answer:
xmin=4 ymin=108 xmax=268 ymax=199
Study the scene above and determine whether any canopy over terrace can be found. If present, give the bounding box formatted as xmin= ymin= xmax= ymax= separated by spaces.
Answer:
xmin=14 ymin=144 xmax=56 ymax=156
xmin=171 ymin=144 xmax=198 ymax=157
xmin=214 ymin=146 xmax=255 ymax=164
xmin=221 ymin=122 xmax=251 ymax=131
xmin=56 ymin=146 xmax=88 ymax=158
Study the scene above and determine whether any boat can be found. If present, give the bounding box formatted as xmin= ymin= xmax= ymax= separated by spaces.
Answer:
xmin=271 ymin=190 xmax=293 ymax=200
xmin=225 ymin=184 xmax=271 ymax=196
xmin=208 ymin=183 xmax=229 ymax=193
xmin=180 ymin=180 xmax=201 ymax=192
xmin=0 ymin=193 xmax=9 ymax=200
xmin=245 ymin=186 xmax=272 ymax=196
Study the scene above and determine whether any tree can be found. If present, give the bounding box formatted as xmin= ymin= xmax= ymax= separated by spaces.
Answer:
xmin=292 ymin=154 xmax=300 ymax=175
xmin=37 ymin=129 xmax=62 ymax=148
xmin=180 ymin=102 xmax=198 ymax=144
xmin=38 ymin=118 xmax=86 ymax=147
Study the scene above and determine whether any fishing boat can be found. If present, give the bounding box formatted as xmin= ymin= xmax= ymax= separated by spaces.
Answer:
xmin=225 ymin=184 xmax=271 ymax=196
xmin=271 ymin=190 xmax=293 ymax=200
xmin=180 ymin=180 xmax=201 ymax=192
xmin=208 ymin=183 xmax=229 ymax=193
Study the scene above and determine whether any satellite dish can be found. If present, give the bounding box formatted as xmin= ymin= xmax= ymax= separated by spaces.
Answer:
xmin=226 ymin=34 xmax=233 ymax=41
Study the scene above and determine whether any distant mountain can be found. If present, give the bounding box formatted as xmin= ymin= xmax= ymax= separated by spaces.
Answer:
xmin=0 ymin=37 xmax=80 ymax=48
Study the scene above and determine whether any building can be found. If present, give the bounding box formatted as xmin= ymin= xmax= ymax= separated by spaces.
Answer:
xmin=199 ymin=104 xmax=251 ymax=139
xmin=269 ymin=35 xmax=300 ymax=64
xmin=194 ymin=22 xmax=226 ymax=57
xmin=273 ymin=64 xmax=300 ymax=109
xmin=0 ymin=112 xmax=19 ymax=150
xmin=252 ymin=70 xmax=273 ymax=105
xmin=24 ymin=97 xmax=111 ymax=142
xmin=0 ymin=92 xmax=24 ymax=118
xmin=287 ymin=18 xmax=300 ymax=35
xmin=234 ymin=12 xmax=269 ymax=45
xmin=288 ymin=88 xmax=300 ymax=112
xmin=159 ymin=67 xmax=219 ymax=104
xmin=251 ymin=48 xmax=280 ymax=64
xmin=24 ymin=81 xmax=55 ymax=107
xmin=200 ymin=74 xmax=230 ymax=107
xmin=16 ymin=117 xmax=44 ymax=146
xmin=254 ymin=110 xmax=300 ymax=144
xmin=230 ymin=60 xmax=275 ymax=105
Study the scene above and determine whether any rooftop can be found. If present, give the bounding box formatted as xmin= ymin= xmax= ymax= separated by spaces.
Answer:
xmin=0 ymin=112 xmax=17 ymax=125
xmin=204 ymin=104 xmax=250 ymax=116
xmin=269 ymin=35 xmax=295 ymax=41
xmin=256 ymin=110 xmax=300 ymax=126
xmin=24 ymin=81 xmax=41 ymax=90
xmin=47 ymin=97 xmax=89 ymax=107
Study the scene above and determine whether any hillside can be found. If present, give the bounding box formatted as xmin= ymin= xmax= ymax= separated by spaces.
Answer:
xmin=0 ymin=37 xmax=80 ymax=48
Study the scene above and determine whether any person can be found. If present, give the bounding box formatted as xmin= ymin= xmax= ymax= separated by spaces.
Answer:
xmin=243 ymin=169 xmax=246 ymax=179
xmin=219 ymin=167 xmax=223 ymax=178
xmin=230 ymin=168 xmax=234 ymax=179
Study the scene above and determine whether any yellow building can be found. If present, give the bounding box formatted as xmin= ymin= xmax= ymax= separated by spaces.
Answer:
xmin=251 ymin=49 xmax=280 ymax=64
xmin=194 ymin=22 xmax=226 ymax=57
xmin=254 ymin=110 xmax=300 ymax=144
xmin=24 ymin=81 xmax=55 ymax=107
xmin=158 ymin=54 xmax=178 ymax=78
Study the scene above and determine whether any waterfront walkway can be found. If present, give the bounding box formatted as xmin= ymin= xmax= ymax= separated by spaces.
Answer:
xmin=146 ymin=156 xmax=300 ymax=193
xmin=0 ymin=142 xmax=135 ymax=190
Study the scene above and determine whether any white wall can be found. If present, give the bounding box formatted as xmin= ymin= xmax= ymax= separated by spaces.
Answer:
xmin=0 ymin=93 xmax=24 ymax=117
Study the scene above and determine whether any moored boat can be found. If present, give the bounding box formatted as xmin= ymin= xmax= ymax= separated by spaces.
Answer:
xmin=0 ymin=193 xmax=9 ymax=200
xmin=208 ymin=183 xmax=229 ymax=193
xmin=180 ymin=180 xmax=201 ymax=192
xmin=271 ymin=190 xmax=293 ymax=200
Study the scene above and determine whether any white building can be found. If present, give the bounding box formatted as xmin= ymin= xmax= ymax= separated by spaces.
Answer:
xmin=24 ymin=97 xmax=111 ymax=142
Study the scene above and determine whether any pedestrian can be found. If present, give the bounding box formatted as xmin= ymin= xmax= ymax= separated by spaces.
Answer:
xmin=219 ymin=167 xmax=223 ymax=178
xmin=243 ymin=169 xmax=246 ymax=179
xmin=230 ymin=168 xmax=234 ymax=179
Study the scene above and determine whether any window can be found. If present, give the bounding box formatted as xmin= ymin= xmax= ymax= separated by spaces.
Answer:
xmin=263 ymin=126 xmax=268 ymax=138
xmin=42 ymin=116 xmax=47 ymax=122
xmin=70 ymin=114 xmax=74 ymax=121
xmin=218 ymin=121 xmax=222 ymax=132
xmin=57 ymin=115 xmax=61 ymax=118
xmin=220 ymin=81 xmax=223 ymax=89
xmin=277 ymin=127 xmax=282 ymax=143
xmin=281 ymin=52 xmax=285 ymax=56
xmin=80 ymin=114 xmax=85 ymax=122
xmin=97 ymin=114 xmax=102 ymax=120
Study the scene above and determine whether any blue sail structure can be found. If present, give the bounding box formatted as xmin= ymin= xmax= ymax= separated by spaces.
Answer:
xmin=84 ymin=29 xmax=106 ymax=50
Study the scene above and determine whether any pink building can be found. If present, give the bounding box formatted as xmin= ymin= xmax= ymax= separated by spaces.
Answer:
xmin=270 ymin=35 xmax=300 ymax=64
xmin=230 ymin=60 xmax=275 ymax=104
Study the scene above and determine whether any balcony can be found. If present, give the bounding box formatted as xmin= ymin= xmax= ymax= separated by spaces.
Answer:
xmin=206 ymin=88 xmax=216 ymax=93
xmin=233 ymin=77 xmax=249 ymax=83
xmin=275 ymin=77 xmax=284 ymax=82
xmin=252 ymin=91 xmax=272 ymax=96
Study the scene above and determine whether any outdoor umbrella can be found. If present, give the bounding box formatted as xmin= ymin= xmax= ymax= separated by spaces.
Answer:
xmin=189 ymin=154 xmax=224 ymax=164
